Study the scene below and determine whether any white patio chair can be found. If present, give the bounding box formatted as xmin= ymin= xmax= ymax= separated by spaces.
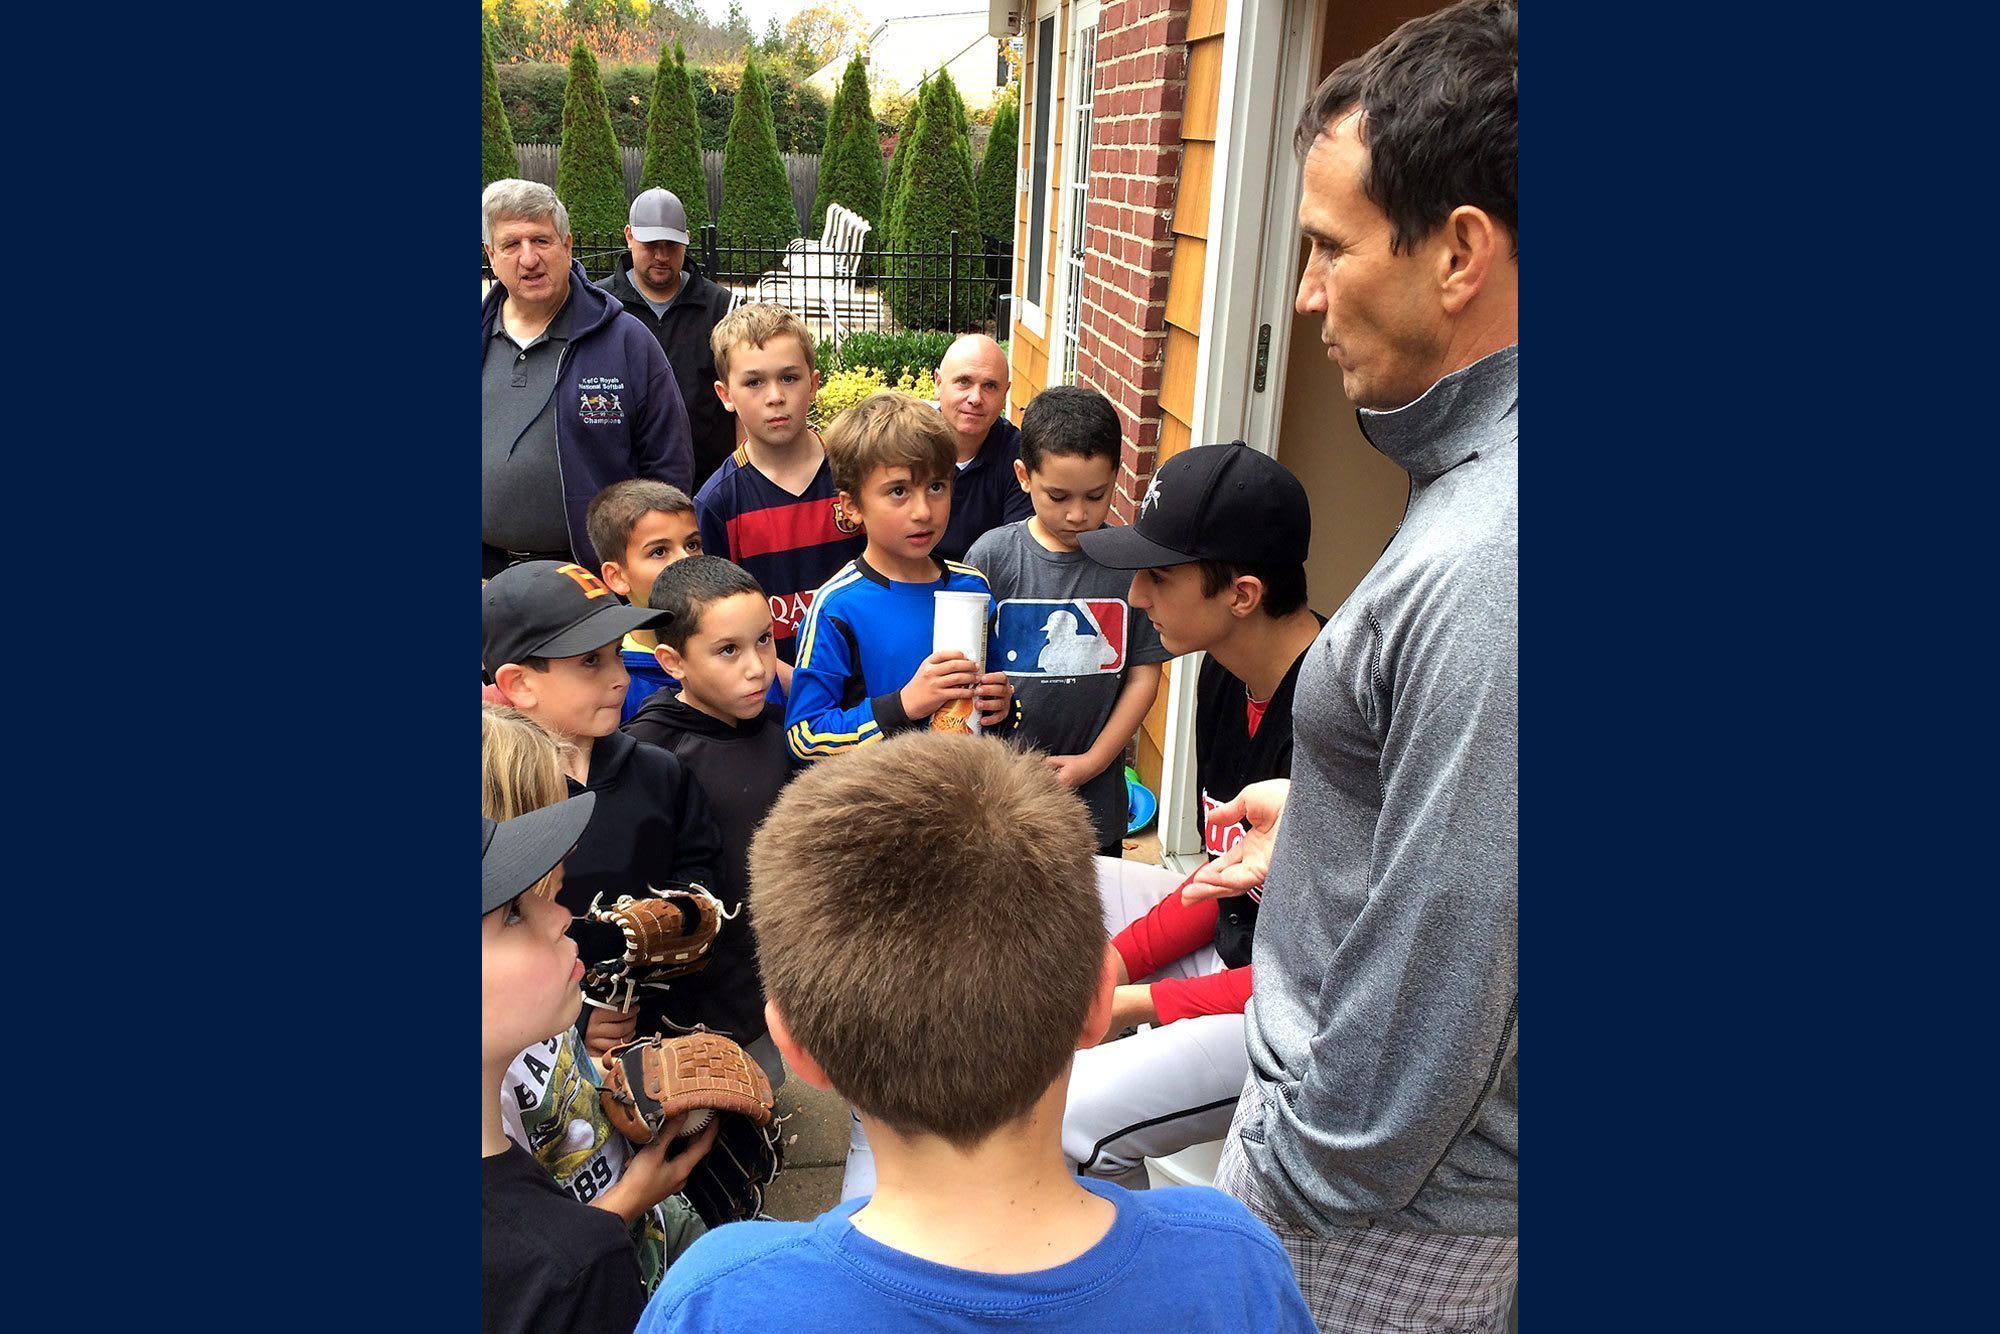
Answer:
xmin=755 ymin=202 xmax=872 ymax=348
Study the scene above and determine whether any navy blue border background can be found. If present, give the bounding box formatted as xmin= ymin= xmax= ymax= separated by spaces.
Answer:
xmin=14 ymin=4 xmax=1951 ymax=1328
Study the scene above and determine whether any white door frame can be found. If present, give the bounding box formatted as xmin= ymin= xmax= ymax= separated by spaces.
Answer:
xmin=1156 ymin=0 xmax=1323 ymax=868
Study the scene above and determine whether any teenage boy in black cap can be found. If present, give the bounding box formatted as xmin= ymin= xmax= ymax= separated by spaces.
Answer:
xmin=483 ymin=561 xmax=724 ymax=1052
xmin=1059 ymin=443 xmax=1323 ymax=1186
xmin=485 ymin=793 xmax=718 ymax=1334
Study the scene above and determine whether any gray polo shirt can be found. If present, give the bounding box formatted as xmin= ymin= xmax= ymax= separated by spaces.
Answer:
xmin=482 ymin=295 xmax=574 ymax=553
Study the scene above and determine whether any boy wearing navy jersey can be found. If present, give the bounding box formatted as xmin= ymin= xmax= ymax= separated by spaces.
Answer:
xmin=691 ymin=304 xmax=861 ymax=693
xmin=1065 ymin=443 xmax=1324 ymax=1186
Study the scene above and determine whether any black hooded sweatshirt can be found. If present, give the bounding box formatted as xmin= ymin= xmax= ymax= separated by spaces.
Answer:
xmin=596 ymin=256 xmax=738 ymax=488
xmin=556 ymin=727 xmax=730 ymax=1039
xmin=620 ymin=694 xmax=800 ymax=1044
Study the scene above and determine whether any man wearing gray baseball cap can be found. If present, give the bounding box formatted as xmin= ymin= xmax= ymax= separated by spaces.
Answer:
xmin=598 ymin=188 xmax=739 ymax=488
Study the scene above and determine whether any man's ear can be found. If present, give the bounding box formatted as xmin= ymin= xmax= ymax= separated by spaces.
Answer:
xmin=1014 ymin=458 xmax=1032 ymax=494
xmin=654 ymin=641 xmax=686 ymax=678
xmin=1075 ymin=943 xmax=1121 ymax=1050
xmin=600 ymin=560 xmax=632 ymax=599
xmin=493 ymin=662 xmax=535 ymax=708
xmin=1438 ymin=204 xmax=1503 ymax=316
xmin=714 ymin=379 xmax=736 ymax=411
xmin=765 ymin=1001 xmax=834 ymax=1091
xmin=1226 ymin=573 xmax=1267 ymax=621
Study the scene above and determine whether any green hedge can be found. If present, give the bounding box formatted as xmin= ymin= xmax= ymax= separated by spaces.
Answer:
xmin=495 ymin=59 xmax=826 ymax=153
xmin=817 ymin=330 xmax=956 ymax=380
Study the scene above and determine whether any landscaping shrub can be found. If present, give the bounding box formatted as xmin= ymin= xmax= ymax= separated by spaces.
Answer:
xmin=496 ymin=59 xmax=826 ymax=153
xmin=977 ymin=88 xmax=1018 ymax=247
xmin=817 ymin=330 xmax=955 ymax=381
xmin=483 ymin=27 xmax=519 ymax=188
xmin=811 ymin=53 xmax=883 ymax=238
xmin=556 ymin=45 xmax=630 ymax=237
xmin=640 ymin=40 xmax=709 ymax=233
xmin=811 ymin=366 xmax=939 ymax=428
xmin=720 ymin=51 xmax=802 ymax=270
xmin=884 ymin=74 xmax=985 ymax=331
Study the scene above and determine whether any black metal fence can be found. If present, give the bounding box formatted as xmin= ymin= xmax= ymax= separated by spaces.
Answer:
xmin=483 ymin=227 xmax=1015 ymax=340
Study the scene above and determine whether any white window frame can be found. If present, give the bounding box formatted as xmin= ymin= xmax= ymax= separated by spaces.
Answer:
xmin=1048 ymin=0 xmax=1099 ymax=383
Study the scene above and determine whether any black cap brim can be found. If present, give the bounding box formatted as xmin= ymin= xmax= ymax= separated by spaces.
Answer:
xmin=536 ymin=605 xmax=673 ymax=659
xmin=1075 ymin=523 xmax=1199 ymax=571
xmin=482 ymin=792 xmax=597 ymax=915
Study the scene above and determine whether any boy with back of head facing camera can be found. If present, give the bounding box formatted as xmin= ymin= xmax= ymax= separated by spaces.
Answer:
xmin=785 ymin=391 xmax=1016 ymax=761
xmin=637 ymin=732 xmax=1315 ymax=1333
xmin=483 ymin=559 xmax=724 ymax=1052
xmin=967 ymin=384 xmax=1170 ymax=856
xmin=484 ymin=792 xmax=719 ymax=1334
xmin=1064 ymin=442 xmax=1324 ymax=1188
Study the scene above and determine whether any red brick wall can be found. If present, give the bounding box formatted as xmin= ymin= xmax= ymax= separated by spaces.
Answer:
xmin=1073 ymin=0 xmax=1191 ymax=522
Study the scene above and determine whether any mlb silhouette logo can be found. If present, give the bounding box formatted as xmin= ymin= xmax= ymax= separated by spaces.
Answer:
xmin=992 ymin=598 xmax=1128 ymax=677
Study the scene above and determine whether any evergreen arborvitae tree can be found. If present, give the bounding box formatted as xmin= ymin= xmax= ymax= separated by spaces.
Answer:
xmin=556 ymin=44 xmax=630 ymax=249
xmin=720 ymin=51 xmax=802 ymax=270
xmin=935 ymin=71 xmax=974 ymax=185
xmin=483 ymin=27 xmax=519 ymax=187
xmin=977 ymin=88 xmax=1019 ymax=246
xmin=887 ymin=74 xmax=984 ymax=330
xmin=810 ymin=53 xmax=883 ymax=237
xmin=641 ymin=40 xmax=710 ymax=235
xmin=880 ymin=79 xmax=925 ymax=248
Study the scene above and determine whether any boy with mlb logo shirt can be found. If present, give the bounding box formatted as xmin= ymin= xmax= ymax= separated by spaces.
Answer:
xmin=691 ymin=304 xmax=863 ymax=692
xmin=965 ymin=386 xmax=1169 ymax=855
xmin=1062 ymin=442 xmax=1324 ymax=1187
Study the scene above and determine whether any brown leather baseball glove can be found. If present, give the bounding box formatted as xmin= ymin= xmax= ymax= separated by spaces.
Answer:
xmin=599 ymin=1032 xmax=784 ymax=1227
xmin=576 ymin=883 xmax=725 ymax=1010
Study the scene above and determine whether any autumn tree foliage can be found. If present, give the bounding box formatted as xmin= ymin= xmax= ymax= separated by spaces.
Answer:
xmin=640 ymin=39 xmax=709 ymax=233
xmin=556 ymin=43 xmax=630 ymax=240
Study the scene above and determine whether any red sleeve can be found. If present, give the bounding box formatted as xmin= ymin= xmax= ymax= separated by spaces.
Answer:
xmin=1111 ymin=870 xmax=1219 ymax=981
xmin=1151 ymin=964 xmax=1254 ymax=1024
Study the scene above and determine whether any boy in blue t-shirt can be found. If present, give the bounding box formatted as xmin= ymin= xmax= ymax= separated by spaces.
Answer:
xmin=585 ymin=478 xmax=703 ymax=724
xmin=785 ymin=391 xmax=1017 ymax=760
xmin=967 ymin=385 xmax=1170 ymax=855
xmin=636 ymin=732 xmax=1314 ymax=1333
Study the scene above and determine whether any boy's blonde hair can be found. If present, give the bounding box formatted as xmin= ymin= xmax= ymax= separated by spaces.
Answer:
xmin=584 ymin=479 xmax=694 ymax=574
xmin=748 ymin=732 xmax=1104 ymax=1145
xmin=822 ymin=390 xmax=957 ymax=499
xmin=481 ymin=702 xmax=577 ymax=897
xmin=709 ymin=302 xmax=816 ymax=387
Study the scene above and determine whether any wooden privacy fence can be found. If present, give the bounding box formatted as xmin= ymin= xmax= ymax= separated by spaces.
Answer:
xmin=510 ymin=143 xmax=820 ymax=235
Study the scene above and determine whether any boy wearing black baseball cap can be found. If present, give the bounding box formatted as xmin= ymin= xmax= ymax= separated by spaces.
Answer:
xmin=483 ymin=561 xmax=725 ymax=1053
xmin=1063 ymin=443 xmax=1325 ymax=1187
xmin=483 ymin=793 xmax=648 ymax=1333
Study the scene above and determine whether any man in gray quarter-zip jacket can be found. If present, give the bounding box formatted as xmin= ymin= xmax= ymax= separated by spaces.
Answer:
xmin=482 ymin=179 xmax=694 ymax=579
xmin=1192 ymin=4 xmax=1519 ymax=1330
